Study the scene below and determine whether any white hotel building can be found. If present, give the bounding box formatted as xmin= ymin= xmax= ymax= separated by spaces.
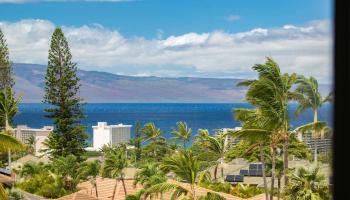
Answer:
xmin=15 ymin=125 xmax=53 ymax=156
xmin=92 ymin=122 xmax=132 ymax=150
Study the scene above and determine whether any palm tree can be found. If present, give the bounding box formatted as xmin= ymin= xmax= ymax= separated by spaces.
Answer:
xmin=141 ymin=122 xmax=162 ymax=158
xmin=199 ymin=133 xmax=225 ymax=181
xmin=134 ymin=163 xmax=167 ymax=189
xmin=171 ymin=121 xmax=192 ymax=148
xmin=0 ymin=131 xmax=23 ymax=199
xmin=142 ymin=122 xmax=162 ymax=143
xmin=51 ymin=154 xmax=82 ymax=191
xmin=0 ymin=88 xmax=22 ymax=172
xmin=133 ymin=163 xmax=167 ymax=199
xmin=19 ymin=162 xmax=44 ymax=178
xmin=238 ymin=57 xmax=298 ymax=185
xmin=232 ymin=106 xmax=285 ymax=200
xmin=285 ymin=166 xmax=330 ymax=200
xmin=26 ymin=135 xmax=36 ymax=154
xmin=266 ymin=157 xmax=284 ymax=200
xmin=79 ymin=160 xmax=101 ymax=197
xmin=146 ymin=150 xmax=199 ymax=199
xmin=146 ymin=150 xmax=225 ymax=200
xmin=102 ymin=144 xmax=128 ymax=199
xmin=232 ymin=108 xmax=274 ymax=200
xmin=294 ymin=76 xmax=332 ymax=164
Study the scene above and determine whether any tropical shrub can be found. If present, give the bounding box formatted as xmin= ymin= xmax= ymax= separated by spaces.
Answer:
xmin=199 ymin=182 xmax=232 ymax=194
xmin=8 ymin=188 xmax=23 ymax=200
xmin=284 ymin=166 xmax=331 ymax=200
xmin=16 ymin=154 xmax=91 ymax=198
xmin=230 ymin=184 xmax=264 ymax=198
xmin=17 ymin=171 xmax=68 ymax=198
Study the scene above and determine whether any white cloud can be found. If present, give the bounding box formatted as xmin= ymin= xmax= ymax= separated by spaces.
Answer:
xmin=226 ymin=15 xmax=241 ymax=22
xmin=0 ymin=19 xmax=333 ymax=83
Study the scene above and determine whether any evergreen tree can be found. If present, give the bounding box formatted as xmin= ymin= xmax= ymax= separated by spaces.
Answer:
xmin=43 ymin=28 xmax=87 ymax=160
xmin=0 ymin=28 xmax=15 ymax=130
xmin=0 ymin=28 xmax=14 ymax=90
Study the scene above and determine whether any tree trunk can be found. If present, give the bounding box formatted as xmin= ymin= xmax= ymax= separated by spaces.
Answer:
xmin=112 ymin=179 xmax=118 ymax=200
xmin=283 ymin=133 xmax=289 ymax=186
xmin=183 ymin=140 xmax=186 ymax=149
xmin=221 ymin=166 xmax=224 ymax=179
xmin=5 ymin=117 xmax=12 ymax=171
xmin=259 ymin=144 xmax=268 ymax=200
xmin=314 ymin=139 xmax=318 ymax=164
xmin=121 ymin=177 xmax=127 ymax=195
xmin=270 ymin=147 xmax=276 ymax=200
xmin=95 ymin=182 xmax=98 ymax=197
xmin=190 ymin=184 xmax=196 ymax=200
xmin=152 ymin=138 xmax=157 ymax=159
xmin=5 ymin=115 xmax=11 ymax=131
xmin=214 ymin=164 xmax=218 ymax=181
xmin=313 ymin=109 xmax=318 ymax=164
xmin=8 ymin=150 xmax=11 ymax=170
xmin=277 ymin=177 xmax=281 ymax=200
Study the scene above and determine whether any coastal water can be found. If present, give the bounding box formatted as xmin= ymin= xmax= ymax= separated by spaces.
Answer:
xmin=14 ymin=103 xmax=333 ymax=145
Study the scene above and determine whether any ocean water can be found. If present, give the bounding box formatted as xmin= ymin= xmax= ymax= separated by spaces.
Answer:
xmin=13 ymin=103 xmax=333 ymax=145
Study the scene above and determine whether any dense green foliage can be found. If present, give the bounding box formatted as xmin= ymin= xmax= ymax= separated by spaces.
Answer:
xmin=0 ymin=28 xmax=13 ymax=91
xmin=284 ymin=166 xmax=331 ymax=200
xmin=43 ymin=28 xmax=87 ymax=160
xmin=17 ymin=155 xmax=99 ymax=198
xmin=17 ymin=171 xmax=68 ymax=198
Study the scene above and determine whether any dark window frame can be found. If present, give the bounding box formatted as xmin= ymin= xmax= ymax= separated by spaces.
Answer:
xmin=333 ymin=0 xmax=350 ymax=199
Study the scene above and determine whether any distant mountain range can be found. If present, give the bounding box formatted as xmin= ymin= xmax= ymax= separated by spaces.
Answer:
xmin=12 ymin=63 xmax=332 ymax=103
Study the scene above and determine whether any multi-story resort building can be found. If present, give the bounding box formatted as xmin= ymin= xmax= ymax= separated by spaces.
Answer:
xmin=219 ymin=126 xmax=331 ymax=154
xmin=296 ymin=131 xmax=332 ymax=153
xmin=14 ymin=125 xmax=53 ymax=156
xmin=215 ymin=127 xmax=242 ymax=149
xmin=92 ymin=122 xmax=132 ymax=150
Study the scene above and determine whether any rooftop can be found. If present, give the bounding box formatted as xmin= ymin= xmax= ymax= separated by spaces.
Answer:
xmin=92 ymin=122 xmax=132 ymax=128
xmin=59 ymin=177 xmax=277 ymax=200
xmin=15 ymin=125 xmax=54 ymax=131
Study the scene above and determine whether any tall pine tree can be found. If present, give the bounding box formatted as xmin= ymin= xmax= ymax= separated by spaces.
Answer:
xmin=43 ymin=28 xmax=87 ymax=160
xmin=0 ymin=28 xmax=14 ymax=90
xmin=0 ymin=28 xmax=16 ymax=130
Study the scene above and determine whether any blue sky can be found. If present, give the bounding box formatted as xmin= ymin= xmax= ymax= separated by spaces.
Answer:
xmin=0 ymin=0 xmax=333 ymax=83
xmin=0 ymin=0 xmax=332 ymax=38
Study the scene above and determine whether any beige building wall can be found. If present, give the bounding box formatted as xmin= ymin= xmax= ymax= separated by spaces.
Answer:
xmin=15 ymin=125 xmax=53 ymax=156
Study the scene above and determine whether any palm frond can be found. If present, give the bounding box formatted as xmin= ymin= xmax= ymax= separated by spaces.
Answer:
xmin=0 ymin=131 xmax=24 ymax=152
xmin=146 ymin=182 xmax=188 ymax=198
xmin=197 ymin=170 xmax=211 ymax=184
xmin=0 ymin=183 xmax=6 ymax=200
xmin=294 ymin=121 xmax=328 ymax=133
xmin=228 ymin=128 xmax=272 ymax=141
xmin=237 ymin=80 xmax=255 ymax=87
xmin=202 ymin=192 xmax=225 ymax=200
xmin=161 ymin=151 xmax=200 ymax=184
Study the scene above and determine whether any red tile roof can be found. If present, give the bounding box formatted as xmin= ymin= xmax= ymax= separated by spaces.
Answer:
xmin=57 ymin=177 xmax=277 ymax=200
